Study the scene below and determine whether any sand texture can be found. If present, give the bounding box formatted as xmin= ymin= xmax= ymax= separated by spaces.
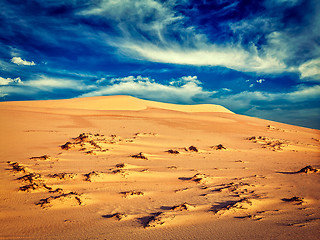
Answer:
xmin=0 ymin=95 xmax=319 ymax=239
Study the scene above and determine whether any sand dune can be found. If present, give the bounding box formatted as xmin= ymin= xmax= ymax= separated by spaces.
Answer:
xmin=0 ymin=95 xmax=233 ymax=113
xmin=0 ymin=95 xmax=319 ymax=240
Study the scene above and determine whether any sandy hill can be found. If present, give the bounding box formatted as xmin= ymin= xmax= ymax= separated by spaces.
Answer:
xmin=0 ymin=95 xmax=319 ymax=240
xmin=0 ymin=95 xmax=233 ymax=113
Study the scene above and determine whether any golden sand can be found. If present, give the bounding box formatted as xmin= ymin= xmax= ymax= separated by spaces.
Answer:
xmin=0 ymin=96 xmax=319 ymax=239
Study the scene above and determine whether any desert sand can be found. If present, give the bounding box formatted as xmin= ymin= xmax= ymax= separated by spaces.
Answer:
xmin=0 ymin=95 xmax=319 ymax=240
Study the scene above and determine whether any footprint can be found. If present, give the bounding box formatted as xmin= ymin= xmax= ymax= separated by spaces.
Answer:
xmin=174 ymin=188 xmax=189 ymax=193
xmin=167 ymin=166 xmax=177 ymax=170
xmin=190 ymin=173 xmax=208 ymax=184
xmin=17 ymin=173 xmax=53 ymax=192
xmin=211 ymin=144 xmax=227 ymax=150
xmin=166 ymin=149 xmax=180 ymax=154
xmin=19 ymin=182 xmax=53 ymax=192
xmin=188 ymin=146 xmax=199 ymax=152
xmin=297 ymin=166 xmax=318 ymax=174
xmin=287 ymin=218 xmax=320 ymax=227
xmin=84 ymin=171 xmax=101 ymax=182
xmin=235 ymin=214 xmax=263 ymax=221
xmin=211 ymin=198 xmax=253 ymax=215
xmin=115 ymin=163 xmax=126 ymax=168
xmin=179 ymin=173 xmax=208 ymax=184
xmin=130 ymin=152 xmax=148 ymax=160
xmin=7 ymin=161 xmax=27 ymax=173
xmin=247 ymin=136 xmax=288 ymax=151
xmin=143 ymin=212 xmax=175 ymax=228
xmin=60 ymin=133 xmax=109 ymax=153
xmin=170 ymin=202 xmax=195 ymax=211
xmin=36 ymin=192 xmax=83 ymax=208
xmin=282 ymin=197 xmax=304 ymax=205
xmin=48 ymin=173 xmax=77 ymax=180
xmin=29 ymin=155 xmax=51 ymax=161
xmin=121 ymin=191 xmax=144 ymax=198
xmin=102 ymin=213 xmax=128 ymax=221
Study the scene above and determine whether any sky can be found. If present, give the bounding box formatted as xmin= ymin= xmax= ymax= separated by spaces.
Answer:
xmin=0 ymin=0 xmax=319 ymax=129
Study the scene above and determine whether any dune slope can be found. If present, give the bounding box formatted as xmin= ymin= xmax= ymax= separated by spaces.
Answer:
xmin=0 ymin=96 xmax=319 ymax=240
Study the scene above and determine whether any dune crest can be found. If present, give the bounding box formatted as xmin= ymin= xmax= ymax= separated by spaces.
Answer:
xmin=0 ymin=95 xmax=233 ymax=113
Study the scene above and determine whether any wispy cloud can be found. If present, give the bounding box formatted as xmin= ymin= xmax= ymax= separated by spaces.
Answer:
xmin=81 ymin=0 xmax=277 ymax=72
xmin=0 ymin=75 xmax=95 ymax=100
xmin=264 ymin=0 xmax=301 ymax=6
xmin=0 ymin=90 xmax=7 ymax=98
xmin=24 ymin=76 xmax=93 ymax=90
xmin=78 ymin=0 xmax=319 ymax=76
xmin=116 ymin=41 xmax=286 ymax=73
xmin=11 ymin=57 xmax=36 ymax=66
xmin=298 ymin=58 xmax=320 ymax=81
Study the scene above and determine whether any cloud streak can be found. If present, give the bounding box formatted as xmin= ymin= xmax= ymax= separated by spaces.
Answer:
xmin=298 ymin=58 xmax=320 ymax=81
xmin=116 ymin=41 xmax=286 ymax=73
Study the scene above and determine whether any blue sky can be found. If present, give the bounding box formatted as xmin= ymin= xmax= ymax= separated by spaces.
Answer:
xmin=0 ymin=0 xmax=319 ymax=129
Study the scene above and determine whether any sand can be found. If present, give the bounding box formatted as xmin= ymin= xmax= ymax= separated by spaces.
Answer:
xmin=0 ymin=95 xmax=319 ymax=239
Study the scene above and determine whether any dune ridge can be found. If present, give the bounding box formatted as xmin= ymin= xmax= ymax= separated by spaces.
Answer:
xmin=0 ymin=95 xmax=233 ymax=113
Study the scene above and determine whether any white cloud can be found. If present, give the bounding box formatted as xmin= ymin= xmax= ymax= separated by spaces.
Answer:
xmin=256 ymin=79 xmax=265 ymax=83
xmin=221 ymin=88 xmax=232 ymax=92
xmin=298 ymin=58 xmax=320 ymax=81
xmin=0 ymin=76 xmax=23 ymax=85
xmin=180 ymin=76 xmax=201 ymax=84
xmin=96 ymin=77 xmax=106 ymax=83
xmin=80 ymin=75 xmax=214 ymax=103
xmin=110 ymin=75 xmax=152 ymax=84
xmin=11 ymin=57 xmax=36 ymax=66
xmin=169 ymin=76 xmax=202 ymax=85
xmin=80 ymin=75 xmax=320 ymax=113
